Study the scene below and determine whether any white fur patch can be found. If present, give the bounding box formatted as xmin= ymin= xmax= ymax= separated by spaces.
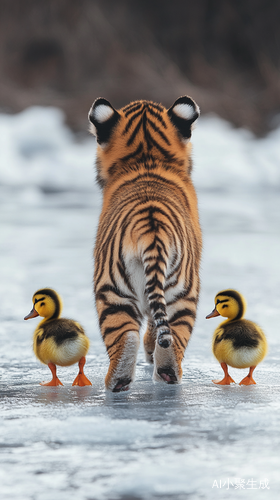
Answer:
xmin=173 ymin=103 xmax=197 ymax=120
xmin=126 ymin=256 xmax=147 ymax=316
xmin=93 ymin=104 xmax=114 ymax=123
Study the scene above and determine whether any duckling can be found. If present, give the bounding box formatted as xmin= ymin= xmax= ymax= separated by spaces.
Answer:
xmin=206 ymin=289 xmax=268 ymax=385
xmin=24 ymin=288 xmax=92 ymax=387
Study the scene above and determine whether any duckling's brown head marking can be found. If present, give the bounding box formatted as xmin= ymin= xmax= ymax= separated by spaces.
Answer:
xmin=215 ymin=290 xmax=246 ymax=320
xmin=206 ymin=289 xmax=247 ymax=321
xmin=24 ymin=288 xmax=63 ymax=321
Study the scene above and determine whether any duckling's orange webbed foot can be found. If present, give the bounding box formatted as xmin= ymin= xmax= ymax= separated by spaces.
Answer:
xmin=40 ymin=363 xmax=63 ymax=386
xmin=72 ymin=357 xmax=92 ymax=387
xmin=239 ymin=366 xmax=256 ymax=386
xmin=212 ymin=362 xmax=236 ymax=385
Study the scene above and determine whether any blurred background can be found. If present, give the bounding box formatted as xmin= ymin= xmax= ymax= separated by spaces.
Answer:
xmin=1 ymin=0 xmax=280 ymax=135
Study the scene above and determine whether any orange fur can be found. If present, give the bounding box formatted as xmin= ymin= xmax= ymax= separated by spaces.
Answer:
xmin=89 ymin=97 xmax=202 ymax=391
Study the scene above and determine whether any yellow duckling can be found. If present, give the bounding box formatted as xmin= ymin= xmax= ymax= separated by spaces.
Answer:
xmin=206 ymin=289 xmax=268 ymax=385
xmin=24 ymin=288 xmax=92 ymax=387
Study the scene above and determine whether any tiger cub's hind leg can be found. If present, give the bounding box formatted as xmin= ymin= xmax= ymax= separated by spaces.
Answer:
xmin=100 ymin=308 xmax=140 ymax=392
xmin=153 ymin=304 xmax=195 ymax=384
xmin=105 ymin=329 xmax=140 ymax=392
xmin=143 ymin=320 xmax=157 ymax=364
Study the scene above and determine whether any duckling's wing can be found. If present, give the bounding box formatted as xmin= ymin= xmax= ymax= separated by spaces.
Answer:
xmin=221 ymin=320 xmax=262 ymax=349
xmin=43 ymin=319 xmax=81 ymax=346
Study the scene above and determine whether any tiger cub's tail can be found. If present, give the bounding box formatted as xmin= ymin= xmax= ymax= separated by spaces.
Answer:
xmin=143 ymin=239 xmax=172 ymax=349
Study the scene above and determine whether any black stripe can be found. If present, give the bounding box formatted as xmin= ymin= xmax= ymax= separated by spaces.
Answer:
xmin=148 ymin=102 xmax=164 ymax=113
xmin=146 ymin=116 xmax=170 ymax=145
xmin=171 ymin=320 xmax=193 ymax=331
xmin=103 ymin=321 xmax=133 ymax=339
xmin=130 ymin=214 xmax=151 ymax=231
xmin=111 ymin=172 xmax=190 ymax=211
xmin=169 ymin=308 xmax=196 ymax=324
xmin=142 ymin=109 xmax=151 ymax=149
xmin=145 ymin=262 xmax=165 ymax=277
xmin=145 ymin=127 xmax=176 ymax=160
xmin=146 ymin=106 xmax=167 ymax=129
xmin=171 ymin=329 xmax=188 ymax=349
xmin=120 ymin=142 xmax=143 ymax=163
xmin=127 ymin=117 xmax=143 ymax=146
xmin=99 ymin=303 xmax=140 ymax=327
xmin=144 ymin=253 xmax=166 ymax=265
xmin=123 ymin=109 xmax=143 ymax=135
xmin=165 ymin=263 xmax=193 ymax=293
xmin=117 ymin=222 xmax=138 ymax=296
xmin=146 ymin=275 xmax=164 ymax=293
xmin=149 ymin=301 xmax=166 ymax=312
xmin=137 ymin=204 xmax=185 ymax=244
xmin=95 ymin=226 xmax=118 ymax=288
xmin=137 ymin=204 xmax=182 ymax=230
xmin=136 ymin=222 xmax=151 ymax=234
xmin=167 ymin=291 xmax=198 ymax=307
xmin=96 ymin=284 xmax=135 ymax=301
xmin=138 ymin=220 xmax=170 ymax=237
xmin=143 ymin=239 xmax=157 ymax=254
xmin=166 ymin=255 xmax=187 ymax=283
xmin=106 ymin=329 xmax=138 ymax=352
xmin=124 ymin=103 xmax=143 ymax=116
xmin=109 ymin=236 xmax=124 ymax=294
xmin=107 ymin=161 xmax=119 ymax=177
xmin=123 ymin=102 xmax=139 ymax=112
xmin=148 ymin=293 xmax=164 ymax=301
xmin=100 ymin=175 xmax=190 ymax=231
xmin=117 ymin=261 xmax=135 ymax=294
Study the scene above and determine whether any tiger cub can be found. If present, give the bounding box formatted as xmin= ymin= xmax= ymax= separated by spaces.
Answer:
xmin=89 ymin=96 xmax=202 ymax=392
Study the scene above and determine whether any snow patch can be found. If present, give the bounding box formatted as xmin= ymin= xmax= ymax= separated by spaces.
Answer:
xmin=1 ymin=107 xmax=280 ymax=198
xmin=0 ymin=107 xmax=96 ymax=195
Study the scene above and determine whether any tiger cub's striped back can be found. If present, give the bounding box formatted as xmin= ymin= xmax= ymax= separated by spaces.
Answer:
xmin=89 ymin=96 xmax=202 ymax=392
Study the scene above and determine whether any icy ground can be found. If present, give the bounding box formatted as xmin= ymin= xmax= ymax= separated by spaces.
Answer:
xmin=0 ymin=107 xmax=280 ymax=500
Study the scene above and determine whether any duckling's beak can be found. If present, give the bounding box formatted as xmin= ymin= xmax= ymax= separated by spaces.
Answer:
xmin=24 ymin=306 xmax=39 ymax=320
xmin=206 ymin=308 xmax=220 ymax=319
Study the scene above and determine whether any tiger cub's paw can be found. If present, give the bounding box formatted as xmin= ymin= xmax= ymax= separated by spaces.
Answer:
xmin=157 ymin=367 xmax=178 ymax=384
xmin=112 ymin=377 xmax=131 ymax=392
xmin=154 ymin=365 xmax=182 ymax=385
xmin=105 ymin=373 xmax=133 ymax=393
xmin=153 ymin=345 xmax=183 ymax=385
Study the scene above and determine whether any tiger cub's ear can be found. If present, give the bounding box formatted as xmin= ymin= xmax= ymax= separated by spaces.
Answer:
xmin=88 ymin=98 xmax=120 ymax=146
xmin=168 ymin=96 xmax=200 ymax=142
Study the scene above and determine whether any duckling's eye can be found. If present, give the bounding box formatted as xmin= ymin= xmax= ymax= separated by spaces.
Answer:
xmin=34 ymin=297 xmax=45 ymax=305
xmin=40 ymin=302 xmax=45 ymax=307
xmin=222 ymin=305 xmax=228 ymax=309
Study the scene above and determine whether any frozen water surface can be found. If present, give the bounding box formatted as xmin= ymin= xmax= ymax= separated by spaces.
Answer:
xmin=0 ymin=108 xmax=280 ymax=499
